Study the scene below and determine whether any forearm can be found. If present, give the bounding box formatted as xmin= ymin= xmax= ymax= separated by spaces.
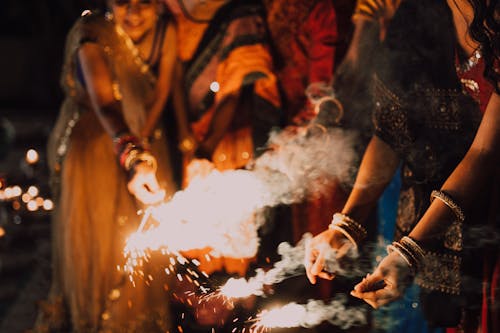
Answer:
xmin=410 ymin=93 xmax=500 ymax=242
xmin=200 ymin=95 xmax=239 ymax=153
xmin=342 ymin=135 xmax=400 ymax=224
xmin=172 ymin=62 xmax=192 ymax=138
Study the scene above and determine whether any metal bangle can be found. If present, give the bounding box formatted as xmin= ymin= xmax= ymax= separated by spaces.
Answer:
xmin=430 ymin=190 xmax=465 ymax=223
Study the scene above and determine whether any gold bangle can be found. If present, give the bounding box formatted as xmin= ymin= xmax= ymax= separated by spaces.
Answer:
xmin=430 ymin=190 xmax=465 ymax=223
xmin=387 ymin=243 xmax=414 ymax=273
xmin=332 ymin=213 xmax=368 ymax=240
xmin=400 ymin=236 xmax=425 ymax=265
xmin=126 ymin=151 xmax=157 ymax=172
xmin=313 ymin=96 xmax=344 ymax=124
xmin=328 ymin=213 xmax=368 ymax=248
xmin=123 ymin=148 xmax=141 ymax=171
xmin=329 ymin=225 xmax=359 ymax=249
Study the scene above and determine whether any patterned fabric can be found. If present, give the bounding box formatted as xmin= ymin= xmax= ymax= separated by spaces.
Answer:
xmin=372 ymin=0 xmax=481 ymax=305
xmin=264 ymin=0 xmax=337 ymax=124
xmin=169 ymin=0 xmax=281 ymax=172
xmin=44 ymin=11 xmax=175 ymax=332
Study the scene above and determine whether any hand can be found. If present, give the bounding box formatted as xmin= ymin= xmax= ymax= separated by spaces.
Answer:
xmin=127 ymin=162 xmax=165 ymax=205
xmin=304 ymin=229 xmax=353 ymax=284
xmin=350 ymin=251 xmax=413 ymax=308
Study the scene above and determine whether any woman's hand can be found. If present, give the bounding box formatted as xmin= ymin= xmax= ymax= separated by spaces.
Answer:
xmin=350 ymin=250 xmax=413 ymax=308
xmin=304 ymin=229 xmax=353 ymax=284
xmin=127 ymin=161 xmax=165 ymax=205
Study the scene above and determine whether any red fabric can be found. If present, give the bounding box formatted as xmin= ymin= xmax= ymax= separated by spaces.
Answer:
xmin=456 ymin=55 xmax=495 ymax=114
xmin=269 ymin=0 xmax=337 ymax=123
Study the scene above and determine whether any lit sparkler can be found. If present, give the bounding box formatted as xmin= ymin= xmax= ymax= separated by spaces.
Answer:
xmin=249 ymin=297 xmax=367 ymax=331
xmin=123 ymin=126 xmax=359 ymax=281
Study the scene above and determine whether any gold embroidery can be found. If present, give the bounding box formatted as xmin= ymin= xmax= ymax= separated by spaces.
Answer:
xmin=415 ymin=251 xmax=461 ymax=295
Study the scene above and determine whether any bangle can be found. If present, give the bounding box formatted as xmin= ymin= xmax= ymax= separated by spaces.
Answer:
xmin=387 ymin=236 xmax=425 ymax=276
xmin=125 ymin=151 xmax=157 ymax=172
xmin=113 ymin=133 xmax=141 ymax=155
xmin=313 ymin=96 xmax=344 ymax=124
xmin=430 ymin=190 xmax=465 ymax=223
xmin=328 ymin=213 xmax=368 ymax=248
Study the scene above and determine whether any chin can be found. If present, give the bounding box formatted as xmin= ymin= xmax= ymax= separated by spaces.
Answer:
xmin=126 ymin=31 xmax=145 ymax=43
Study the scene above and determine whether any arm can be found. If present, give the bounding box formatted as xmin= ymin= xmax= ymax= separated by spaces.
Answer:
xmin=353 ymin=92 xmax=500 ymax=308
xmin=78 ymin=43 xmax=129 ymax=137
xmin=78 ymin=43 xmax=165 ymax=204
xmin=196 ymin=95 xmax=239 ymax=159
xmin=410 ymin=92 xmax=500 ymax=241
xmin=305 ymin=135 xmax=400 ymax=283
xmin=141 ymin=22 xmax=177 ymax=138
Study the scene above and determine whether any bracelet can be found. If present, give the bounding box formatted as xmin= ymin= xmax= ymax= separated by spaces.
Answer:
xmin=386 ymin=236 xmax=425 ymax=276
xmin=113 ymin=133 xmax=141 ymax=155
xmin=430 ymin=190 xmax=465 ymax=223
xmin=313 ymin=96 xmax=344 ymax=124
xmin=125 ymin=151 xmax=157 ymax=172
xmin=328 ymin=213 xmax=368 ymax=248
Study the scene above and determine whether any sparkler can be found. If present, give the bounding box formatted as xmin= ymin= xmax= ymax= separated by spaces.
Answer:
xmin=122 ymin=126 xmax=359 ymax=281
xmin=249 ymin=297 xmax=367 ymax=331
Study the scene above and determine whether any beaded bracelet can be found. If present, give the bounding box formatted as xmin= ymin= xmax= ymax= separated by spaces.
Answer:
xmin=430 ymin=190 xmax=465 ymax=223
xmin=328 ymin=213 xmax=368 ymax=248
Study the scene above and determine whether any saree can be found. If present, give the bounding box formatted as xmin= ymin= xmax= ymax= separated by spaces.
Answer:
xmin=43 ymin=11 xmax=176 ymax=332
xmin=373 ymin=0 xmax=484 ymax=328
xmin=166 ymin=0 xmax=281 ymax=275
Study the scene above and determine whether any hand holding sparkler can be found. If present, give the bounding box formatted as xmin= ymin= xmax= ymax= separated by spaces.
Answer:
xmin=127 ymin=160 xmax=166 ymax=205
xmin=304 ymin=229 xmax=353 ymax=284
xmin=350 ymin=250 xmax=412 ymax=308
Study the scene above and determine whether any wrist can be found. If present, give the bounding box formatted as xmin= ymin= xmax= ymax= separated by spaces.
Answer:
xmin=328 ymin=213 xmax=368 ymax=249
xmin=386 ymin=236 xmax=425 ymax=276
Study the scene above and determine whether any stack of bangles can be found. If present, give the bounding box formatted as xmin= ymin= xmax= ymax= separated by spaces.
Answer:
xmin=328 ymin=213 xmax=368 ymax=249
xmin=387 ymin=236 xmax=425 ymax=276
xmin=113 ymin=133 xmax=157 ymax=172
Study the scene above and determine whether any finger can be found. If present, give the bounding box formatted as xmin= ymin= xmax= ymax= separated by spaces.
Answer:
xmin=317 ymin=271 xmax=335 ymax=280
xmin=305 ymin=258 xmax=317 ymax=284
xmin=305 ymin=251 xmax=318 ymax=284
xmin=311 ymin=248 xmax=326 ymax=277
xmin=304 ymin=240 xmax=318 ymax=284
xmin=354 ymin=270 xmax=385 ymax=292
xmin=352 ymin=285 xmax=399 ymax=306
xmin=134 ymin=186 xmax=164 ymax=205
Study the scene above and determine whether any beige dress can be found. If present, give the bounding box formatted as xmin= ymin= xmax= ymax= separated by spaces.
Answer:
xmin=43 ymin=11 xmax=176 ymax=333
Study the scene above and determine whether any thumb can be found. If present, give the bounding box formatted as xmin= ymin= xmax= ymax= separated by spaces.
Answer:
xmin=354 ymin=269 xmax=385 ymax=293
